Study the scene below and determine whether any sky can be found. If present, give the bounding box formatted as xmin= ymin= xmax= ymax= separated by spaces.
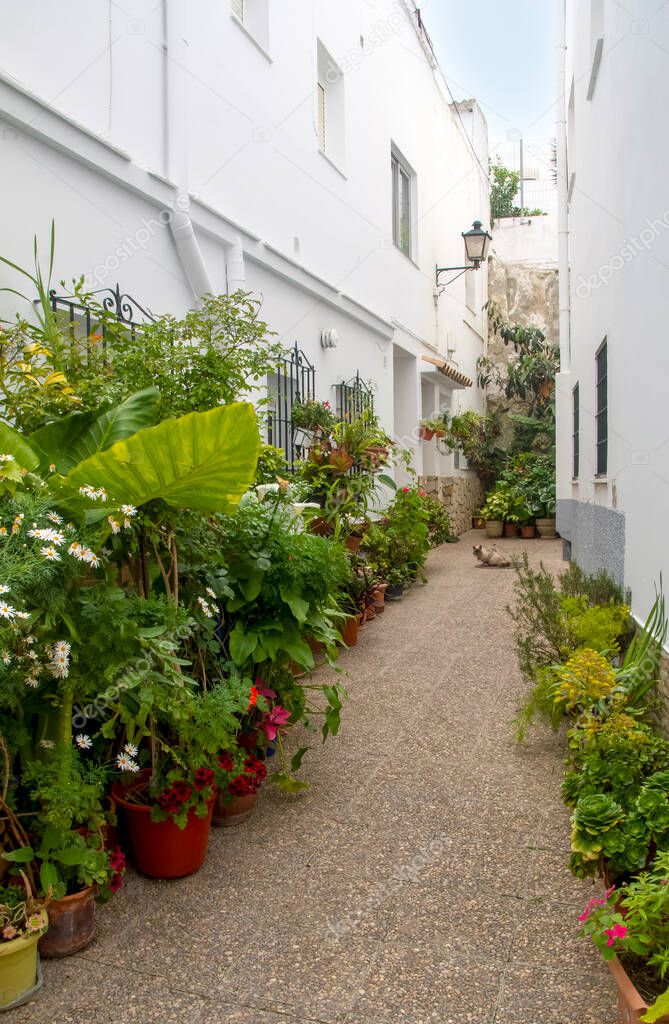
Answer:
xmin=420 ymin=0 xmax=558 ymax=150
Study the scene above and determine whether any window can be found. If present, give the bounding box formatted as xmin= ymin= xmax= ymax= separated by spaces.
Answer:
xmin=230 ymin=0 xmax=269 ymax=53
xmin=391 ymin=149 xmax=415 ymax=258
xmin=231 ymin=0 xmax=244 ymax=20
xmin=316 ymin=40 xmax=345 ymax=168
xmin=572 ymin=383 xmax=580 ymax=479
xmin=595 ymin=340 xmax=607 ymax=476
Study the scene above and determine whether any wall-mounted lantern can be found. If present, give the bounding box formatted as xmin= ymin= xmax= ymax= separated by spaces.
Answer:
xmin=435 ymin=220 xmax=492 ymax=292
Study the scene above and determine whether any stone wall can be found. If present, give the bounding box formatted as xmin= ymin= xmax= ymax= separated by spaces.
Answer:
xmin=657 ymin=652 xmax=669 ymax=736
xmin=419 ymin=474 xmax=484 ymax=536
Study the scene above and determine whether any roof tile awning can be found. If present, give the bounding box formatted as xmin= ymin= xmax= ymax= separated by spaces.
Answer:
xmin=420 ymin=354 xmax=473 ymax=388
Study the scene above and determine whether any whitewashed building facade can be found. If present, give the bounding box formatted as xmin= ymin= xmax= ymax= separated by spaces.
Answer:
xmin=556 ymin=0 xmax=669 ymax=627
xmin=0 ymin=0 xmax=490 ymax=518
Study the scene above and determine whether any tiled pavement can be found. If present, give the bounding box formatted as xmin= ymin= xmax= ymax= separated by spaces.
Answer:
xmin=11 ymin=533 xmax=617 ymax=1023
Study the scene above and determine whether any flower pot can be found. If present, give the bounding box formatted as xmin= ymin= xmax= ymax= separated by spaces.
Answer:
xmin=485 ymin=520 xmax=503 ymax=538
xmin=419 ymin=427 xmax=435 ymax=441
xmin=385 ymin=584 xmax=405 ymax=601
xmin=536 ymin=517 xmax=557 ymax=539
xmin=212 ymin=791 xmax=257 ymax=828
xmin=472 ymin=515 xmax=486 ymax=530
xmin=0 ymin=913 xmax=46 ymax=1008
xmin=345 ymin=535 xmax=362 ymax=554
xmin=341 ymin=615 xmax=360 ymax=647
xmin=308 ymin=516 xmax=333 ymax=537
xmin=38 ymin=886 xmax=95 ymax=959
xmin=607 ymin=956 xmax=669 ymax=1023
xmin=503 ymin=523 xmax=519 ymax=538
xmin=520 ymin=524 xmax=536 ymax=538
xmin=112 ymin=773 xmax=215 ymax=879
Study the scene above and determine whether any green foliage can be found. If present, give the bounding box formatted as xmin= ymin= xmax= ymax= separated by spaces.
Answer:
xmin=255 ymin=444 xmax=288 ymax=484
xmin=5 ymin=825 xmax=112 ymax=899
xmin=291 ymin=399 xmax=336 ymax=433
xmin=497 ymin=452 xmax=556 ymax=519
xmin=364 ymin=486 xmax=430 ymax=585
xmin=490 ymin=162 xmax=520 ymax=219
xmin=420 ymin=492 xmax=453 ymax=547
xmin=480 ymin=483 xmax=530 ymax=524
xmin=442 ymin=410 xmax=505 ymax=488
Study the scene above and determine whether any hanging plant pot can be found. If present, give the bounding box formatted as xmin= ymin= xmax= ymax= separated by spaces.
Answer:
xmin=212 ymin=791 xmax=257 ymax=828
xmin=535 ymin=517 xmax=557 ymax=539
xmin=419 ymin=427 xmax=435 ymax=441
xmin=308 ymin=516 xmax=333 ymax=537
xmin=39 ymin=887 xmax=95 ymax=960
xmin=341 ymin=615 xmax=361 ymax=647
xmin=112 ymin=773 xmax=215 ymax=880
xmin=345 ymin=534 xmax=362 ymax=554
xmin=0 ymin=912 xmax=47 ymax=1009
xmin=503 ymin=523 xmax=519 ymax=538
xmin=607 ymin=956 xmax=669 ymax=1023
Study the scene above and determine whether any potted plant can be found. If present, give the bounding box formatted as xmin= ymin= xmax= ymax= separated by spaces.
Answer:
xmin=212 ymin=749 xmax=267 ymax=827
xmin=580 ymin=852 xmax=669 ymax=1022
xmin=291 ymin=399 xmax=336 ymax=439
xmin=0 ymin=880 xmax=48 ymax=1010
xmin=472 ymin=512 xmax=486 ymax=530
xmin=520 ymin=519 xmax=536 ymax=538
xmin=479 ymin=490 xmax=508 ymax=538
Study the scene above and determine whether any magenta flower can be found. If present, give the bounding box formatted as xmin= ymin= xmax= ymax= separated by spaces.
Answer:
xmin=605 ymin=924 xmax=628 ymax=947
xmin=256 ymin=684 xmax=277 ymax=701
xmin=262 ymin=706 xmax=291 ymax=741
xmin=578 ymin=897 xmax=606 ymax=923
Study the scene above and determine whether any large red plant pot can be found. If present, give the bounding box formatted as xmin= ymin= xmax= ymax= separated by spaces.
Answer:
xmin=39 ymin=886 xmax=95 ymax=959
xmin=608 ymin=956 xmax=669 ymax=1023
xmin=341 ymin=616 xmax=360 ymax=647
xmin=112 ymin=773 xmax=214 ymax=879
xmin=212 ymin=792 xmax=257 ymax=828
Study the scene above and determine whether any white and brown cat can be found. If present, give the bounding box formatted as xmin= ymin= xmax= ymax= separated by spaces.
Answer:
xmin=472 ymin=544 xmax=511 ymax=568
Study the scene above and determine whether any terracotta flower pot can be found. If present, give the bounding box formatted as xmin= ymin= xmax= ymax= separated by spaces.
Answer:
xmin=472 ymin=515 xmax=486 ymax=530
xmin=341 ymin=615 xmax=360 ymax=647
xmin=536 ymin=517 xmax=557 ymax=539
xmin=112 ymin=773 xmax=215 ymax=879
xmin=607 ymin=956 xmax=669 ymax=1023
xmin=419 ymin=427 xmax=435 ymax=441
xmin=212 ymin=791 xmax=257 ymax=828
xmin=345 ymin=535 xmax=362 ymax=554
xmin=0 ymin=911 xmax=47 ymax=1008
xmin=485 ymin=520 xmax=503 ymax=538
xmin=503 ymin=523 xmax=519 ymax=538
xmin=520 ymin=524 xmax=536 ymax=538
xmin=39 ymin=887 xmax=95 ymax=959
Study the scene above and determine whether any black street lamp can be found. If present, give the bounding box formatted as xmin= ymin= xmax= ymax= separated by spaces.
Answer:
xmin=435 ymin=220 xmax=492 ymax=291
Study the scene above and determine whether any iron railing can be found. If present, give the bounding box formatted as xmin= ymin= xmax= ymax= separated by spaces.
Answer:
xmin=267 ymin=342 xmax=316 ymax=471
xmin=334 ymin=371 xmax=374 ymax=422
xmin=48 ymin=284 xmax=155 ymax=346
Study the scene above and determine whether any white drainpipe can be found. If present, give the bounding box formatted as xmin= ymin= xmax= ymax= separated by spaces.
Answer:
xmin=226 ymin=234 xmax=246 ymax=293
xmin=556 ymin=0 xmax=570 ymax=371
xmin=169 ymin=199 xmax=213 ymax=300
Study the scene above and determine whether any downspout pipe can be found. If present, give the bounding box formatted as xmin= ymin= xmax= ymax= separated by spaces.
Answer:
xmin=169 ymin=199 xmax=213 ymax=300
xmin=556 ymin=0 xmax=570 ymax=371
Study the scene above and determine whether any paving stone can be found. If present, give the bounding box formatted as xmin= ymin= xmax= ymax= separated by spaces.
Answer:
xmin=494 ymin=963 xmax=615 ymax=1023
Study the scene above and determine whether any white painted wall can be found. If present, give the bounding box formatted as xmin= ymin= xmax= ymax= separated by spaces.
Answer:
xmin=0 ymin=0 xmax=490 ymax=481
xmin=557 ymin=0 xmax=669 ymax=625
xmin=492 ymin=215 xmax=558 ymax=266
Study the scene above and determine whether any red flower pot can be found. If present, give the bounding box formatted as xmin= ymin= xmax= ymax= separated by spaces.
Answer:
xmin=341 ymin=615 xmax=360 ymax=647
xmin=520 ymin=524 xmax=536 ymax=538
xmin=345 ymin=535 xmax=362 ymax=554
xmin=503 ymin=523 xmax=519 ymax=537
xmin=419 ymin=427 xmax=435 ymax=441
xmin=39 ymin=885 xmax=96 ymax=959
xmin=111 ymin=772 xmax=214 ymax=879
xmin=212 ymin=791 xmax=257 ymax=828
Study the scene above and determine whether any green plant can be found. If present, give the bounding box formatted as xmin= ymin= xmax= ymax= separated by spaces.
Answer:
xmin=480 ymin=484 xmax=527 ymax=523
xmin=255 ymin=444 xmax=288 ymax=484
xmin=443 ymin=410 xmax=504 ymax=489
xmin=419 ymin=492 xmax=453 ymax=547
xmin=490 ymin=162 xmax=520 ymax=219
xmin=580 ymin=851 xmax=669 ymax=1018
xmin=0 ymin=882 xmax=47 ymax=942
xmin=5 ymin=826 xmax=113 ymax=899
xmin=364 ymin=486 xmax=430 ymax=585
xmin=291 ymin=399 xmax=336 ymax=434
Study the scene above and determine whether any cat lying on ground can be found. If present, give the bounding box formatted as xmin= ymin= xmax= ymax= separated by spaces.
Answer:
xmin=472 ymin=544 xmax=511 ymax=568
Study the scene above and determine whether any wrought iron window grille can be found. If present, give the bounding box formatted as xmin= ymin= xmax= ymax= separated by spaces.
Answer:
xmin=334 ymin=371 xmax=375 ymax=422
xmin=267 ymin=342 xmax=316 ymax=471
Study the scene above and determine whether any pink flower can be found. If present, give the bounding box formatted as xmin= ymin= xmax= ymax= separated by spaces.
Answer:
xmin=605 ymin=924 xmax=628 ymax=947
xmin=402 ymin=486 xmax=410 ymax=493
xmin=256 ymin=684 xmax=277 ymax=700
xmin=262 ymin=706 xmax=291 ymax=741
xmin=578 ymin=897 xmax=607 ymax=923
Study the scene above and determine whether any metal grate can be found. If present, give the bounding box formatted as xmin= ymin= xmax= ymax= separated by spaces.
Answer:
xmin=334 ymin=371 xmax=374 ymax=422
xmin=48 ymin=283 xmax=155 ymax=349
xmin=595 ymin=340 xmax=607 ymax=476
xmin=572 ymin=382 xmax=580 ymax=479
xmin=267 ymin=342 xmax=316 ymax=471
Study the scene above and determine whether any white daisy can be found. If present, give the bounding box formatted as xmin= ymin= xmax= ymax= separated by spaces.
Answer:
xmin=197 ymin=596 xmax=214 ymax=618
xmin=48 ymin=464 xmax=56 ymax=473
xmin=39 ymin=739 xmax=55 ymax=749
xmin=25 ymin=675 xmax=39 ymax=688
xmin=53 ymin=640 xmax=71 ymax=657
xmin=120 ymin=504 xmax=137 ymax=517
xmin=0 ymin=603 xmax=16 ymax=620
xmin=107 ymin=517 xmax=120 ymax=535
xmin=46 ymin=512 xmax=63 ymax=525
xmin=123 ymin=518 xmax=132 ymax=530
xmin=0 ymin=585 xmax=9 ymax=595
xmin=86 ymin=553 xmax=100 ymax=569
xmin=0 ymin=454 xmax=15 ymax=462
xmin=15 ymin=611 xmax=30 ymax=620
xmin=75 ymin=734 xmax=92 ymax=750
xmin=124 ymin=742 xmax=139 ymax=758
xmin=41 ymin=546 xmax=61 ymax=562
xmin=205 ymin=587 xmax=217 ymax=599
xmin=1 ymin=651 xmax=11 ymax=665
xmin=94 ymin=488 xmax=108 ymax=502
xmin=116 ymin=752 xmax=138 ymax=772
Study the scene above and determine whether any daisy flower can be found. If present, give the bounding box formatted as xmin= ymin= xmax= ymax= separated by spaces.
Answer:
xmin=0 ymin=603 xmax=16 ymax=619
xmin=48 ymin=464 xmax=56 ymax=473
xmin=25 ymin=675 xmax=39 ymax=688
xmin=124 ymin=742 xmax=139 ymax=758
xmin=39 ymin=739 xmax=55 ymax=749
xmin=107 ymin=517 xmax=121 ymax=535
xmin=116 ymin=752 xmax=139 ymax=772
xmin=197 ymin=596 xmax=214 ymax=618
xmin=121 ymin=504 xmax=137 ymax=517
xmin=46 ymin=512 xmax=63 ymax=524
xmin=15 ymin=611 xmax=30 ymax=620
xmin=206 ymin=587 xmax=217 ymax=599
xmin=94 ymin=488 xmax=108 ymax=502
xmin=0 ymin=585 xmax=9 ymax=594
xmin=53 ymin=640 xmax=71 ymax=657
xmin=123 ymin=518 xmax=132 ymax=530
xmin=1 ymin=651 xmax=11 ymax=665
xmin=0 ymin=454 xmax=14 ymax=462
xmin=86 ymin=553 xmax=100 ymax=569
xmin=41 ymin=546 xmax=61 ymax=562
xmin=75 ymin=734 xmax=93 ymax=750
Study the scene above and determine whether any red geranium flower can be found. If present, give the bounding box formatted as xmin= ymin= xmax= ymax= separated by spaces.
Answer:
xmin=243 ymin=756 xmax=267 ymax=785
xmin=217 ymin=751 xmax=234 ymax=773
xmin=194 ymin=767 xmax=215 ymax=791
xmin=229 ymin=774 xmax=256 ymax=797
xmin=109 ymin=872 xmax=124 ymax=893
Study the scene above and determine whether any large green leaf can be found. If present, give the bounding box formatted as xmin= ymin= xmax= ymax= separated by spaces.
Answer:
xmin=0 ymin=421 xmax=39 ymax=471
xmin=61 ymin=402 xmax=260 ymax=512
xmin=31 ymin=387 xmax=160 ymax=474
